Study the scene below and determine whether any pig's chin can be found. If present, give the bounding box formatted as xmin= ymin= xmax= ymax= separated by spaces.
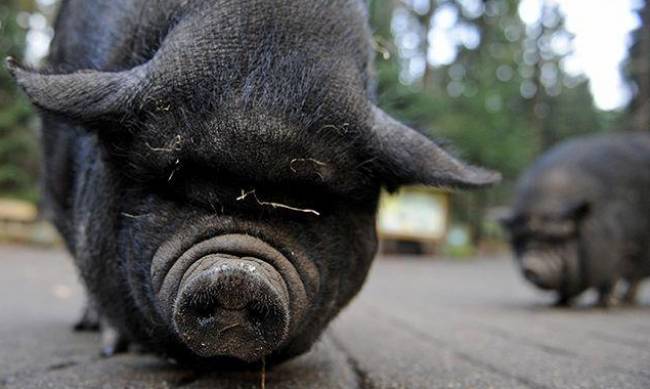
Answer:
xmin=151 ymin=234 xmax=309 ymax=362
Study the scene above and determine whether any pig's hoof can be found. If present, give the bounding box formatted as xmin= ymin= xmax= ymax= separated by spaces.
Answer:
xmin=73 ymin=303 xmax=100 ymax=332
xmin=100 ymin=321 xmax=130 ymax=357
xmin=130 ymin=343 xmax=151 ymax=354
xmin=596 ymin=296 xmax=619 ymax=309
xmin=553 ymin=296 xmax=571 ymax=307
xmin=621 ymin=295 xmax=637 ymax=306
xmin=621 ymin=281 xmax=640 ymax=305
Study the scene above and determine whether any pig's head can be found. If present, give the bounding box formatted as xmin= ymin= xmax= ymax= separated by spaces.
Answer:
xmin=501 ymin=167 xmax=590 ymax=295
xmin=7 ymin=32 xmax=499 ymax=363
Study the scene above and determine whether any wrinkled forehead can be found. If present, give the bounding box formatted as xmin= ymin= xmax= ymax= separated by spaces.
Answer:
xmin=129 ymin=105 xmax=372 ymax=190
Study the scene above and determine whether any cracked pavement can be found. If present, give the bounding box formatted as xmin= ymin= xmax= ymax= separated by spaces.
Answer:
xmin=1 ymin=245 xmax=649 ymax=388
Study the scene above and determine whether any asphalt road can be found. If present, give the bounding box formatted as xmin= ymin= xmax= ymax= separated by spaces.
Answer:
xmin=1 ymin=245 xmax=649 ymax=388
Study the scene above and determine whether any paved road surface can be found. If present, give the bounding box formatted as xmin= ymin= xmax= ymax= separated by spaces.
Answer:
xmin=1 ymin=245 xmax=649 ymax=388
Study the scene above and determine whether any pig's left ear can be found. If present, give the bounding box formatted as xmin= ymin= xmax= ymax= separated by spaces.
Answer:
xmin=559 ymin=200 xmax=590 ymax=221
xmin=369 ymin=105 xmax=501 ymax=189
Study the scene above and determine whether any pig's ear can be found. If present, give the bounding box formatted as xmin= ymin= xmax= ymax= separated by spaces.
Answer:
xmin=369 ymin=105 xmax=501 ymax=189
xmin=497 ymin=210 xmax=518 ymax=231
xmin=5 ymin=57 xmax=147 ymax=122
xmin=559 ymin=200 xmax=590 ymax=221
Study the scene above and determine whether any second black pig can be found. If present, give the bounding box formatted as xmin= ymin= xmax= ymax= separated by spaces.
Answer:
xmin=502 ymin=132 xmax=650 ymax=306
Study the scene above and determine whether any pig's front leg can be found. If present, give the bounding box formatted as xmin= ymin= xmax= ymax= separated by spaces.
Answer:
xmin=622 ymin=280 xmax=640 ymax=305
xmin=100 ymin=318 xmax=130 ymax=357
xmin=596 ymin=280 xmax=619 ymax=308
xmin=73 ymin=298 xmax=100 ymax=331
xmin=73 ymin=296 xmax=130 ymax=356
xmin=554 ymin=293 xmax=572 ymax=307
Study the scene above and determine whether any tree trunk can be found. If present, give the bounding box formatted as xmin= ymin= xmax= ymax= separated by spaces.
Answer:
xmin=631 ymin=1 xmax=650 ymax=130
xmin=418 ymin=1 xmax=436 ymax=91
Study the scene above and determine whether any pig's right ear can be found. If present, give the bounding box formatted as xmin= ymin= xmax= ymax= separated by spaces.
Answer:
xmin=5 ymin=57 xmax=147 ymax=123
xmin=559 ymin=200 xmax=590 ymax=221
xmin=497 ymin=210 xmax=517 ymax=230
xmin=369 ymin=105 xmax=501 ymax=190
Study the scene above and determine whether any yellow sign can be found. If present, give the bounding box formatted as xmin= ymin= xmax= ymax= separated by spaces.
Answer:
xmin=378 ymin=188 xmax=449 ymax=241
xmin=0 ymin=199 xmax=38 ymax=222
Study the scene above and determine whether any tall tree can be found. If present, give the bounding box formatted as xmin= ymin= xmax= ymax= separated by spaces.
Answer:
xmin=0 ymin=0 xmax=40 ymax=201
xmin=625 ymin=0 xmax=650 ymax=130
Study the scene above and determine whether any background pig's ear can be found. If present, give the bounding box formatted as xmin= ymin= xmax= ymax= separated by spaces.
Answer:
xmin=559 ymin=200 xmax=590 ymax=221
xmin=369 ymin=105 xmax=501 ymax=189
xmin=5 ymin=57 xmax=147 ymax=123
xmin=497 ymin=210 xmax=518 ymax=230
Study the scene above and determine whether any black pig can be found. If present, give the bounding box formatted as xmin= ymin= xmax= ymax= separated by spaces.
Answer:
xmin=502 ymin=132 xmax=650 ymax=307
xmin=7 ymin=0 xmax=499 ymax=364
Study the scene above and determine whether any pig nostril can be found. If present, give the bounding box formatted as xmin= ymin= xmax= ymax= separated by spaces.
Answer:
xmin=246 ymin=301 xmax=274 ymax=328
xmin=188 ymin=302 xmax=216 ymax=324
xmin=523 ymin=268 xmax=536 ymax=280
xmin=523 ymin=268 xmax=543 ymax=284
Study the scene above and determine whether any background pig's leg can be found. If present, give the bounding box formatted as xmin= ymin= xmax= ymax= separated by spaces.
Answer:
xmin=73 ymin=297 xmax=100 ymax=331
xmin=596 ymin=280 xmax=619 ymax=308
xmin=554 ymin=294 xmax=572 ymax=307
xmin=622 ymin=280 xmax=640 ymax=304
xmin=100 ymin=318 xmax=130 ymax=357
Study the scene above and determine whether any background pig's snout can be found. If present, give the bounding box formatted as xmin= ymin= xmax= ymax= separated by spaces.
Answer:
xmin=172 ymin=255 xmax=290 ymax=362
xmin=520 ymin=255 xmax=561 ymax=290
xmin=522 ymin=265 xmax=543 ymax=286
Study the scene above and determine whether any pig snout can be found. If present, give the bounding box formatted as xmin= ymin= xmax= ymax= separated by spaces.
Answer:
xmin=173 ymin=255 xmax=290 ymax=361
xmin=152 ymin=234 xmax=311 ymax=362
xmin=520 ymin=254 xmax=562 ymax=290
xmin=522 ymin=263 xmax=545 ymax=286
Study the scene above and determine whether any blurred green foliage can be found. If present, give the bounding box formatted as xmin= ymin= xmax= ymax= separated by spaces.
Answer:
xmin=0 ymin=0 xmax=39 ymax=202
xmin=369 ymin=0 xmax=625 ymax=242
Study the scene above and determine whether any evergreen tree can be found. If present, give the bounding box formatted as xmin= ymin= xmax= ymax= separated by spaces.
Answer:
xmin=625 ymin=0 xmax=650 ymax=130
xmin=0 ymin=0 xmax=40 ymax=201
